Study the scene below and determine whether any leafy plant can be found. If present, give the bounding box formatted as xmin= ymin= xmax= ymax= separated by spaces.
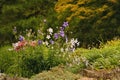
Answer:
xmin=66 ymin=39 xmax=120 ymax=72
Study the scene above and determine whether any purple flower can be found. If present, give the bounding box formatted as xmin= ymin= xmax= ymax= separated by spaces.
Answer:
xmin=62 ymin=21 xmax=68 ymax=28
xmin=54 ymin=33 xmax=59 ymax=39
xmin=60 ymin=27 xmax=64 ymax=31
xmin=50 ymin=39 xmax=54 ymax=44
xmin=38 ymin=40 xmax=42 ymax=45
xmin=19 ymin=35 xmax=24 ymax=41
xmin=60 ymin=30 xmax=65 ymax=37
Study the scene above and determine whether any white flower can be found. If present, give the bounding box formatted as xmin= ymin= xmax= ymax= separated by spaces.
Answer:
xmin=70 ymin=38 xmax=75 ymax=43
xmin=74 ymin=38 xmax=78 ymax=43
xmin=70 ymin=38 xmax=75 ymax=44
xmin=45 ymin=41 xmax=49 ymax=46
xmin=70 ymin=38 xmax=80 ymax=47
xmin=77 ymin=42 xmax=80 ymax=46
xmin=46 ymin=35 xmax=51 ymax=39
xmin=48 ymin=28 xmax=53 ymax=34
xmin=27 ymin=32 xmax=31 ymax=37
xmin=12 ymin=43 xmax=19 ymax=49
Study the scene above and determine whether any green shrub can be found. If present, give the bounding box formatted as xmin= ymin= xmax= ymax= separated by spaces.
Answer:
xmin=66 ymin=39 xmax=120 ymax=72
xmin=0 ymin=46 xmax=16 ymax=73
xmin=0 ymin=45 xmax=66 ymax=77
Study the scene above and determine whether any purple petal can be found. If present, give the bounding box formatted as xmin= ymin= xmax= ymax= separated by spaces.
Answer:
xmin=50 ymin=39 xmax=54 ymax=44
xmin=60 ymin=31 xmax=65 ymax=37
xmin=38 ymin=40 xmax=42 ymax=45
xmin=62 ymin=21 xmax=68 ymax=28
xmin=60 ymin=27 xmax=64 ymax=31
xmin=19 ymin=36 xmax=24 ymax=41
xmin=54 ymin=33 xmax=59 ymax=39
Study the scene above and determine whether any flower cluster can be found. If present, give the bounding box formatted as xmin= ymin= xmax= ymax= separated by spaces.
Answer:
xmin=69 ymin=38 xmax=80 ymax=52
xmin=53 ymin=21 xmax=68 ymax=39
xmin=12 ymin=21 xmax=79 ymax=52
xmin=44 ymin=21 xmax=69 ymax=46
xmin=13 ymin=41 xmax=27 ymax=51
xmin=12 ymin=35 xmax=38 ymax=51
xmin=59 ymin=38 xmax=79 ymax=52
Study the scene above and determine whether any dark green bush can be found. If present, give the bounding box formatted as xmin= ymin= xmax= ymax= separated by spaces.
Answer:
xmin=0 ymin=45 xmax=66 ymax=77
xmin=0 ymin=0 xmax=57 ymax=45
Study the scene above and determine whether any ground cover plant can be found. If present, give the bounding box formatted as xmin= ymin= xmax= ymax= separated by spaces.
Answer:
xmin=0 ymin=21 xmax=80 ymax=77
xmin=66 ymin=39 xmax=120 ymax=71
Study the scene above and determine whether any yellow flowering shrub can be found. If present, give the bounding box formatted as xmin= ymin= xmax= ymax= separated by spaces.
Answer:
xmin=55 ymin=0 xmax=119 ymax=21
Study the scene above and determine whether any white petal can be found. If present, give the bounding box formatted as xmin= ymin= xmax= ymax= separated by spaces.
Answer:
xmin=46 ymin=35 xmax=51 ymax=39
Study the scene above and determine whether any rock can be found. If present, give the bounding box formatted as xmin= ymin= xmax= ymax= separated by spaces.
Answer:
xmin=0 ymin=73 xmax=28 ymax=80
xmin=0 ymin=73 xmax=6 ymax=80
xmin=78 ymin=77 xmax=96 ymax=80
xmin=82 ymin=68 xmax=120 ymax=80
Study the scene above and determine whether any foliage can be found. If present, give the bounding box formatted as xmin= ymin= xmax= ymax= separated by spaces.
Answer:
xmin=0 ymin=45 xmax=66 ymax=77
xmin=55 ymin=0 xmax=120 ymax=47
xmin=0 ymin=0 xmax=58 ymax=45
xmin=65 ymin=39 xmax=120 ymax=73
xmin=1 ymin=39 xmax=120 ymax=78
xmin=0 ymin=46 xmax=15 ymax=73
xmin=0 ymin=1 xmax=120 ymax=79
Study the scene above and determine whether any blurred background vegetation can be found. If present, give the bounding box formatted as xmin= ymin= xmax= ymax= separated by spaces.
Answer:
xmin=0 ymin=0 xmax=120 ymax=79
xmin=0 ymin=0 xmax=120 ymax=48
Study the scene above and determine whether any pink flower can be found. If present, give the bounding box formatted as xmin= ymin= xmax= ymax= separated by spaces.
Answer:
xmin=29 ymin=41 xmax=37 ymax=47
xmin=13 ymin=40 xmax=27 ymax=51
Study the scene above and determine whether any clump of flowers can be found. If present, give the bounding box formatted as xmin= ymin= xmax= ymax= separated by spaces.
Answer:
xmin=12 ymin=21 xmax=80 ymax=52
xmin=12 ymin=35 xmax=36 ymax=51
